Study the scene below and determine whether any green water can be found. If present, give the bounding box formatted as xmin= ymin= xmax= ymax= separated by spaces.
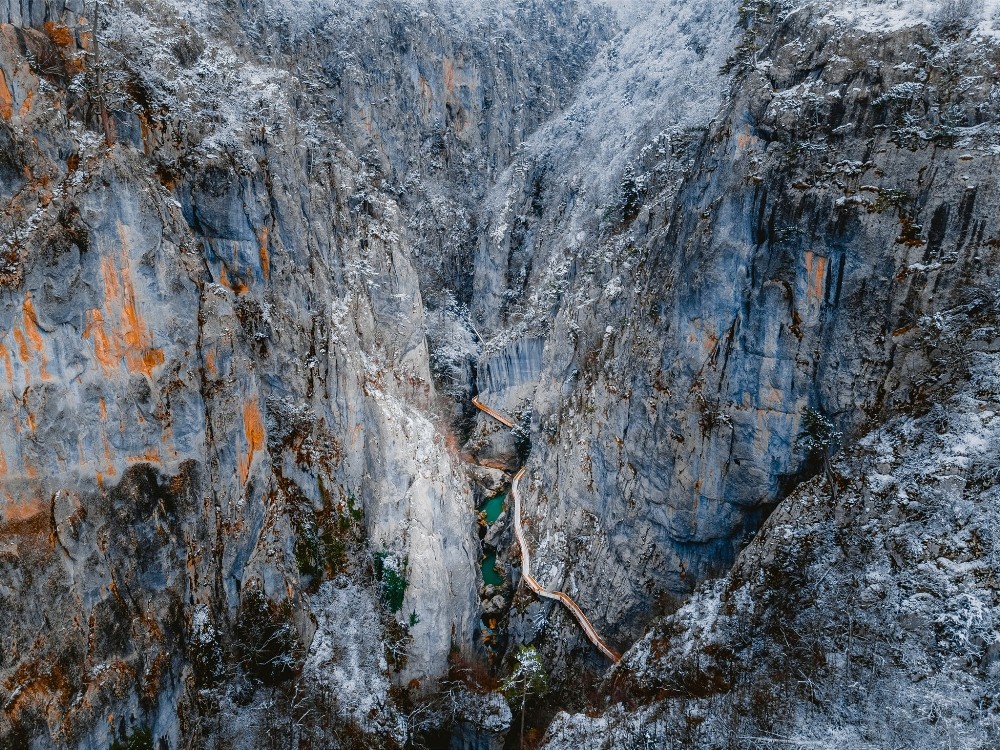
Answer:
xmin=480 ymin=493 xmax=505 ymax=524
xmin=481 ymin=553 xmax=504 ymax=586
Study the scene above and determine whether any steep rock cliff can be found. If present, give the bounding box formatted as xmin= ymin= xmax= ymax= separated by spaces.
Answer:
xmin=472 ymin=0 xmax=1000 ymax=680
xmin=2 ymin=0 xmax=1000 ymax=747
xmin=0 ymin=1 xmax=614 ymax=746
xmin=542 ymin=317 xmax=1000 ymax=749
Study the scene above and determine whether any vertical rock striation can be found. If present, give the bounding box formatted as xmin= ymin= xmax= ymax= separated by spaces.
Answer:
xmin=0 ymin=0 xmax=614 ymax=745
xmin=3 ymin=0 xmax=1000 ymax=745
xmin=468 ymin=0 xmax=1000 ymax=677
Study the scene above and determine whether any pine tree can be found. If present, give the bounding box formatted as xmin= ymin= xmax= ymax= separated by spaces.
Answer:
xmin=502 ymin=646 xmax=549 ymax=749
xmin=796 ymin=407 xmax=842 ymax=501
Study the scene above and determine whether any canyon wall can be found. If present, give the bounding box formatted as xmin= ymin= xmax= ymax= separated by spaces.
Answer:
xmin=1 ymin=1 xmax=998 ymax=747
xmin=0 ymin=1 xmax=613 ymax=745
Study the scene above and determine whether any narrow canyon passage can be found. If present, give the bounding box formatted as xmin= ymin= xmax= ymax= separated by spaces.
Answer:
xmin=472 ymin=396 xmax=621 ymax=663
xmin=0 ymin=1 xmax=998 ymax=748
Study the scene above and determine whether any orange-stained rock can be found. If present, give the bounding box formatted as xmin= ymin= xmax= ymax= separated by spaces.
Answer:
xmin=12 ymin=326 xmax=28 ymax=364
xmin=43 ymin=22 xmax=75 ymax=49
xmin=17 ymin=88 xmax=32 ymax=118
xmin=83 ymin=309 xmax=116 ymax=373
xmin=0 ymin=68 xmax=11 ymax=120
xmin=443 ymin=57 xmax=455 ymax=95
xmin=803 ymin=250 xmax=827 ymax=302
xmin=22 ymin=297 xmax=51 ymax=381
xmin=0 ymin=341 xmax=13 ymax=384
xmin=2 ymin=494 xmax=46 ymax=523
xmin=258 ymin=226 xmax=270 ymax=280
xmin=127 ymin=446 xmax=161 ymax=465
xmin=218 ymin=263 xmax=248 ymax=294
xmin=100 ymin=254 xmax=120 ymax=298
xmin=23 ymin=406 xmax=35 ymax=434
xmin=83 ymin=228 xmax=164 ymax=379
xmin=239 ymin=399 xmax=266 ymax=485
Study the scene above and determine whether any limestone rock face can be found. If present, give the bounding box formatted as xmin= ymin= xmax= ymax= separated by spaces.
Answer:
xmin=0 ymin=1 xmax=613 ymax=746
xmin=469 ymin=0 xmax=1000 ymax=667
xmin=0 ymin=0 xmax=83 ymax=27
xmin=541 ymin=342 xmax=1000 ymax=749
xmin=3 ymin=0 xmax=1000 ymax=747
xmin=449 ymin=690 xmax=511 ymax=750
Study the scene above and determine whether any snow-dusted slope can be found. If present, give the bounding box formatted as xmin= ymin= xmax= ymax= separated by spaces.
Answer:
xmin=0 ymin=1 xmax=612 ymax=747
xmin=544 ymin=345 xmax=1000 ymax=748
xmin=473 ymin=0 xmax=741 ymax=336
xmin=465 ymin=0 xmax=1000 ymax=708
xmin=2 ymin=0 xmax=1000 ymax=747
xmin=819 ymin=0 xmax=1000 ymax=36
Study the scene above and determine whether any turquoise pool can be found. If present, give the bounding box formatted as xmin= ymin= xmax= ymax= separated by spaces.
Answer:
xmin=480 ymin=493 xmax=505 ymax=524
xmin=481 ymin=553 xmax=504 ymax=586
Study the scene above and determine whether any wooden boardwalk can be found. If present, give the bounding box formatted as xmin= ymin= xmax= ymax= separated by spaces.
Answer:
xmin=473 ymin=398 xmax=621 ymax=663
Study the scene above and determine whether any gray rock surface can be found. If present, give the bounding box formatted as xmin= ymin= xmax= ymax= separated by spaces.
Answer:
xmin=449 ymin=689 xmax=511 ymax=750
xmin=541 ymin=342 xmax=1000 ymax=749
xmin=470 ymin=0 xmax=1000 ymax=670
xmin=0 ymin=0 xmax=612 ymax=745
xmin=0 ymin=0 xmax=83 ymax=27
xmin=2 ymin=0 xmax=1000 ymax=747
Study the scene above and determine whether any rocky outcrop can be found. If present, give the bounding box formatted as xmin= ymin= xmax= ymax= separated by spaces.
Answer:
xmin=476 ymin=336 xmax=545 ymax=410
xmin=449 ymin=690 xmax=511 ymax=750
xmin=541 ymin=342 xmax=1000 ymax=749
xmin=464 ymin=1 xmax=745 ymax=665
xmin=256 ymin=0 xmax=616 ymax=304
xmin=4 ymin=0 xmax=1000 ymax=746
xmin=0 ymin=0 xmax=82 ymax=27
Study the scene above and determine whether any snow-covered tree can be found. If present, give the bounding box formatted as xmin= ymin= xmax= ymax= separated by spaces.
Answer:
xmin=796 ymin=407 xmax=843 ymax=500
xmin=502 ymin=646 xmax=549 ymax=749
xmin=424 ymin=291 xmax=480 ymax=399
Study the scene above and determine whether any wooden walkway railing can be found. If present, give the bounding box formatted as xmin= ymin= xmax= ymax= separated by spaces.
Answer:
xmin=471 ymin=395 xmax=516 ymax=428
